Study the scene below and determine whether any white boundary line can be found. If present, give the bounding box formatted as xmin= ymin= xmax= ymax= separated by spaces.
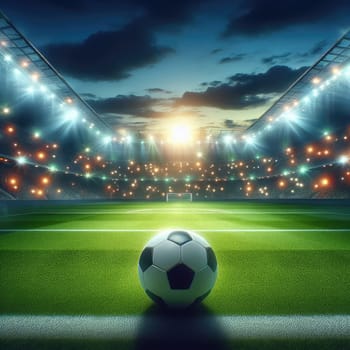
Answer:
xmin=5 ymin=210 xmax=349 ymax=215
xmin=0 ymin=212 xmax=36 ymax=218
xmin=1 ymin=228 xmax=350 ymax=232
xmin=0 ymin=315 xmax=349 ymax=340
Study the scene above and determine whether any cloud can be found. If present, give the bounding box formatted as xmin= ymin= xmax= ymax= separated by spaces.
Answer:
xmin=135 ymin=0 xmax=207 ymax=31
xmin=228 ymin=65 xmax=308 ymax=94
xmin=262 ymin=41 xmax=328 ymax=66
xmin=224 ymin=119 xmax=239 ymax=128
xmin=44 ymin=20 xmax=174 ymax=81
xmin=0 ymin=0 xmax=204 ymax=22
xmin=298 ymin=40 xmax=328 ymax=59
xmin=262 ymin=52 xmax=292 ymax=65
xmin=244 ymin=118 xmax=259 ymax=123
xmin=200 ymin=80 xmax=222 ymax=87
xmin=219 ymin=53 xmax=246 ymax=64
xmin=176 ymin=85 xmax=269 ymax=110
xmin=146 ymin=88 xmax=172 ymax=94
xmin=222 ymin=0 xmax=350 ymax=37
xmin=87 ymin=94 xmax=158 ymax=116
xmin=37 ymin=0 xmax=207 ymax=81
xmin=80 ymin=92 xmax=98 ymax=99
xmin=176 ymin=65 xmax=308 ymax=110
xmin=210 ymin=48 xmax=223 ymax=55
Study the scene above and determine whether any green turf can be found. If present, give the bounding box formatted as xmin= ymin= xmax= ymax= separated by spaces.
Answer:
xmin=0 ymin=201 xmax=350 ymax=316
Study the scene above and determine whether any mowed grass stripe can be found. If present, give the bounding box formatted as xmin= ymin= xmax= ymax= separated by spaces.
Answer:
xmin=0 ymin=250 xmax=349 ymax=315
xmin=1 ymin=209 xmax=350 ymax=230
xmin=1 ymin=229 xmax=350 ymax=251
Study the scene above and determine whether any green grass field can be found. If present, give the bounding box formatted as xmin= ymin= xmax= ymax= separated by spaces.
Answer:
xmin=0 ymin=200 xmax=350 ymax=349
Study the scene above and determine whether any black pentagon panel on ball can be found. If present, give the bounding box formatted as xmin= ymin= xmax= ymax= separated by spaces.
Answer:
xmin=193 ymin=289 xmax=211 ymax=306
xmin=167 ymin=263 xmax=195 ymax=289
xmin=167 ymin=231 xmax=192 ymax=245
xmin=206 ymin=247 xmax=217 ymax=272
xmin=145 ymin=289 xmax=166 ymax=307
xmin=139 ymin=247 xmax=154 ymax=272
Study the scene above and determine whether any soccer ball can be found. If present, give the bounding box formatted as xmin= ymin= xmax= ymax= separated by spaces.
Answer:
xmin=138 ymin=230 xmax=218 ymax=308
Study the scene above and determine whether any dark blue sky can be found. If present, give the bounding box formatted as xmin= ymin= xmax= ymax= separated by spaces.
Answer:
xmin=0 ymin=0 xmax=349 ymax=135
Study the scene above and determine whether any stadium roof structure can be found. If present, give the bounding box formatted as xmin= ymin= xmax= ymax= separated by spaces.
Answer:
xmin=246 ymin=29 xmax=350 ymax=135
xmin=0 ymin=10 xmax=110 ymax=135
xmin=1 ymin=7 xmax=350 ymax=147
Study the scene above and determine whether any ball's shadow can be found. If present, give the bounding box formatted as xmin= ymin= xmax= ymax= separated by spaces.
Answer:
xmin=133 ymin=303 xmax=230 ymax=350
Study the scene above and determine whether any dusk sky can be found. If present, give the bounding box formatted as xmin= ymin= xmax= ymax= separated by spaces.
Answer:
xmin=0 ymin=0 xmax=349 ymax=135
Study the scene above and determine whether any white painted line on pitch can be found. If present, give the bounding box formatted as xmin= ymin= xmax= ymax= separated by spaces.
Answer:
xmin=0 ymin=212 xmax=36 ymax=218
xmin=7 ymin=210 xmax=350 ymax=216
xmin=0 ymin=314 xmax=349 ymax=340
xmin=1 ymin=228 xmax=350 ymax=233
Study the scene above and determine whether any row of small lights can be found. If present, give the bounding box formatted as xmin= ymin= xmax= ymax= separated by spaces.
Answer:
xmin=1 ymin=38 xmax=349 ymax=185
xmin=4 ymin=119 xmax=348 ymax=186
xmin=0 ymin=41 xmax=115 ymax=146
xmin=236 ymin=65 xmax=346 ymax=147
xmin=0 ymin=40 xmax=121 ymax=181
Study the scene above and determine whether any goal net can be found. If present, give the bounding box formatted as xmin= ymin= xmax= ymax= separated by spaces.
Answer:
xmin=166 ymin=193 xmax=193 ymax=202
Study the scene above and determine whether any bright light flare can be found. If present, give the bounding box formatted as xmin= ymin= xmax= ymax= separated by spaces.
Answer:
xmin=33 ymin=131 xmax=41 ymax=139
xmin=223 ymin=134 xmax=233 ymax=145
xmin=63 ymin=108 xmax=79 ymax=122
xmin=31 ymin=72 xmax=40 ymax=81
xmin=41 ymin=177 xmax=50 ymax=185
xmin=338 ymin=155 xmax=349 ymax=165
xmin=16 ymin=156 xmax=27 ymax=165
xmin=321 ymin=177 xmax=330 ymax=187
xmin=6 ymin=126 xmax=15 ymax=134
xmin=298 ymin=165 xmax=308 ymax=174
xmin=283 ymin=111 xmax=300 ymax=123
xmin=3 ymin=107 xmax=10 ymax=114
xmin=102 ymin=135 xmax=112 ymax=145
xmin=245 ymin=134 xmax=256 ymax=146
xmin=278 ymin=180 xmax=286 ymax=188
xmin=36 ymin=151 xmax=46 ymax=161
xmin=312 ymin=76 xmax=321 ymax=85
xmin=171 ymin=125 xmax=191 ymax=144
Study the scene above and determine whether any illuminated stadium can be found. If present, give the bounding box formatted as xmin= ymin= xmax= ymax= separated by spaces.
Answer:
xmin=1 ymin=6 xmax=350 ymax=350
xmin=1 ymin=11 xmax=350 ymax=201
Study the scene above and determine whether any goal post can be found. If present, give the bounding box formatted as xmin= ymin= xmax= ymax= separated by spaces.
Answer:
xmin=166 ymin=192 xmax=193 ymax=202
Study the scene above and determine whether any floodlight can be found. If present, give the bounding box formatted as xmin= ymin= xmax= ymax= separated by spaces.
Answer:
xmin=103 ymin=135 xmax=112 ymax=145
xmin=302 ymin=96 xmax=310 ymax=104
xmin=13 ymin=68 xmax=21 ymax=77
xmin=49 ymin=164 xmax=58 ymax=172
xmin=245 ymin=134 xmax=256 ymax=146
xmin=298 ymin=165 xmax=308 ymax=174
xmin=26 ymin=86 xmax=35 ymax=95
xmin=223 ymin=134 xmax=233 ymax=144
xmin=126 ymin=135 xmax=132 ymax=144
xmin=16 ymin=156 xmax=27 ymax=165
xmin=64 ymin=108 xmax=78 ymax=122
xmin=39 ymin=85 xmax=47 ymax=93
xmin=283 ymin=111 xmax=300 ymax=123
xmin=338 ymin=155 xmax=349 ymax=165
